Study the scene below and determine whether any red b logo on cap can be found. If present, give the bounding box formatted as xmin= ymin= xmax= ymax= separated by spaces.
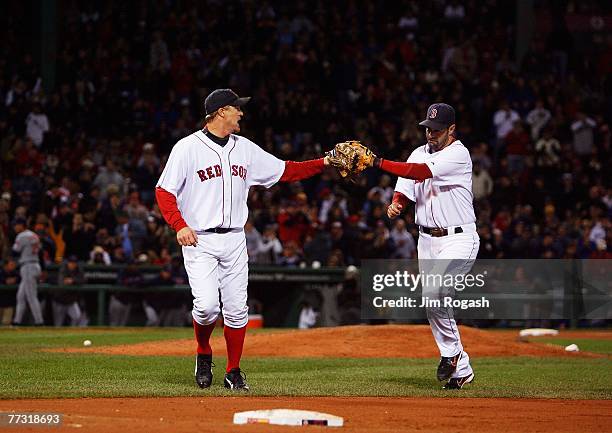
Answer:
xmin=430 ymin=108 xmax=438 ymax=118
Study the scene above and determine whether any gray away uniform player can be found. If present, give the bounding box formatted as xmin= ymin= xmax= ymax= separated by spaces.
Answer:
xmin=12 ymin=219 xmax=44 ymax=326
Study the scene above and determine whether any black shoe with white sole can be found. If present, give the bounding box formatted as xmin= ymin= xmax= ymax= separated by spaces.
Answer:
xmin=443 ymin=372 xmax=475 ymax=390
xmin=436 ymin=353 xmax=461 ymax=381
xmin=195 ymin=354 xmax=214 ymax=388
xmin=224 ymin=368 xmax=249 ymax=391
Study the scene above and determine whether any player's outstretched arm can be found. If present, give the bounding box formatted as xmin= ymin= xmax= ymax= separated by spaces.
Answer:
xmin=373 ymin=159 xmax=433 ymax=181
xmin=155 ymin=187 xmax=198 ymax=247
xmin=278 ymin=158 xmax=328 ymax=182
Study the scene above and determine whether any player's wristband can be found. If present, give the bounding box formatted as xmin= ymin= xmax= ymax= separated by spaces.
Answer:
xmin=373 ymin=157 xmax=383 ymax=168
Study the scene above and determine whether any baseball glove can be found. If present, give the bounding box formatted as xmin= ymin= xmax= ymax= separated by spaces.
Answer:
xmin=325 ymin=140 xmax=376 ymax=180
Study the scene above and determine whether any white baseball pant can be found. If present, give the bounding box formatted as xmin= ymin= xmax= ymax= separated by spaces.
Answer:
xmin=418 ymin=223 xmax=479 ymax=379
xmin=183 ymin=230 xmax=249 ymax=329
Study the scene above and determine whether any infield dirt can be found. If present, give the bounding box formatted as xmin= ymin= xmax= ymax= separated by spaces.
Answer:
xmin=2 ymin=396 xmax=610 ymax=433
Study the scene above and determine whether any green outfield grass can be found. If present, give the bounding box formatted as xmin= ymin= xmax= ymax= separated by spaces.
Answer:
xmin=0 ymin=328 xmax=610 ymax=400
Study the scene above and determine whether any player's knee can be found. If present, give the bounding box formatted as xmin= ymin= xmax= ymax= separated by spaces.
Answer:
xmin=425 ymin=305 xmax=450 ymax=319
xmin=221 ymin=305 xmax=248 ymax=328
xmin=192 ymin=299 xmax=220 ymax=325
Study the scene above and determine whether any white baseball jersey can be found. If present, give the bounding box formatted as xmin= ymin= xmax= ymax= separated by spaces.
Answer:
xmin=156 ymin=130 xmax=285 ymax=230
xmin=394 ymin=140 xmax=476 ymax=228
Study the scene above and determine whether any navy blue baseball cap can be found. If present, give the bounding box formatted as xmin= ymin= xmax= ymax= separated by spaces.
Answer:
xmin=204 ymin=89 xmax=251 ymax=115
xmin=419 ymin=103 xmax=455 ymax=130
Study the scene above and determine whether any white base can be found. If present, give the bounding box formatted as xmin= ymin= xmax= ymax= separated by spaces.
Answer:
xmin=233 ymin=409 xmax=343 ymax=427
xmin=519 ymin=328 xmax=559 ymax=338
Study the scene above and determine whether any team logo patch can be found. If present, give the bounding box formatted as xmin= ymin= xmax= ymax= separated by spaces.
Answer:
xmin=430 ymin=108 xmax=438 ymax=118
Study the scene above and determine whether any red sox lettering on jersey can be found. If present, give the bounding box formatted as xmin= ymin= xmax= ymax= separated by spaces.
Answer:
xmin=196 ymin=164 xmax=247 ymax=182
xmin=157 ymin=130 xmax=284 ymax=231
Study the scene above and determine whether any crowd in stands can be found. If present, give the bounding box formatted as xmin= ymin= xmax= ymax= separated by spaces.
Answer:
xmin=0 ymin=0 xmax=610 ymax=281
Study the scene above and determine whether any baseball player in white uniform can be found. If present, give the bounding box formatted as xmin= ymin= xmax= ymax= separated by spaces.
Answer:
xmin=379 ymin=103 xmax=479 ymax=389
xmin=11 ymin=218 xmax=44 ymax=326
xmin=156 ymin=89 xmax=331 ymax=391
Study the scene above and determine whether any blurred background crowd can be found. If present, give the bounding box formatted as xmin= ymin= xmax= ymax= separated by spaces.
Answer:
xmin=0 ymin=0 xmax=611 ymax=325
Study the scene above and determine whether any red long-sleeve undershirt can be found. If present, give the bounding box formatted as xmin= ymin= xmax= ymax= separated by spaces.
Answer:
xmin=378 ymin=159 xmax=433 ymax=181
xmin=279 ymin=158 xmax=325 ymax=182
xmin=155 ymin=187 xmax=188 ymax=232
xmin=392 ymin=191 xmax=410 ymax=210
xmin=155 ymin=159 xmax=325 ymax=232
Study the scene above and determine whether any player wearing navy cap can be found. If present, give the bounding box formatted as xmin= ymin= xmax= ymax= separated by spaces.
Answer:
xmin=377 ymin=103 xmax=479 ymax=390
xmin=156 ymin=88 xmax=334 ymax=391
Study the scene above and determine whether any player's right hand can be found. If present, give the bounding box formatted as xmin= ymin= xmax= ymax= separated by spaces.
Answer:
xmin=177 ymin=227 xmax=198 ymax=247
xmin=387 ymin=203 xmax=403 ymax=219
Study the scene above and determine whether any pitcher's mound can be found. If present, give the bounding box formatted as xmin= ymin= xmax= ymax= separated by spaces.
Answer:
xmin=49 ymin=325 xmax=604 ymax=358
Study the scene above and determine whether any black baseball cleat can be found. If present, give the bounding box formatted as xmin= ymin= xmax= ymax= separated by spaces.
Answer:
xmin=443 ymin=372 xmax=475 ymax=390
xmin=436 ymin=353 xmax=461 ymax=381
xmin=224 ymin=368 xmax=250 ymax=391
xmin=195 ymin=354 xmax=214 ymax=388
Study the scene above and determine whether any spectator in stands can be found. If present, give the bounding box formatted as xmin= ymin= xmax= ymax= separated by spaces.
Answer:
xmin=114 ymin=211 xmax=142 ymax=260
xmin=245 ymin=219 xmax=263 ymax=262
xmin=571 ymin=112 xmax=597 ymax=157
xmin=535 ymin=128 xmax=561 ymax=171
xmin=329 ymin=222 xmax=353 ymax=264
xmin=504 ymin=121 xmax=530 ymax=175
xmin=255 ymin=224 xmax=283 ymax=264
xmin=277 ymin=240 xmax=303 ymax=267
xmin=25 ymin=102 xmax=49 ymax=147
xmin=277 ymin=201 xmax=310 ymax=248
xmin=303 ymin=223 xmax=332 ymax=265
xmin=472 ymin=161 xmax=494 ymax=202
xmin=93 ymin=159 xmax=125 ymax=200
xmin=493 ymin=101 xmax=520 ymax=144
xmin=134 ymin=143 xmax=160 ymax=206
xmin=390 ymin=219 xmax=416 ymax=259
xmin=63 ymin=213 xmax=96 ymax=261
xmin=362 ymin=221 xmax=394 ymax=259
xmin=526 ymin=99 xmax=551 ymax=141
xmin=89 ymin=245 xmax=111 ymax=265
xmin=141 ymin=215 xmax=165 ymax=254
xmin=124 ymin=191 xmax=148 ymax=224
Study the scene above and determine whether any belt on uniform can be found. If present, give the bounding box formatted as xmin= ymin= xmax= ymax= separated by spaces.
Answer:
xmin=202 ymin=227 xmax=235 ymax=234
xmin=419 ymin=226 xmax=463 ymax=237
